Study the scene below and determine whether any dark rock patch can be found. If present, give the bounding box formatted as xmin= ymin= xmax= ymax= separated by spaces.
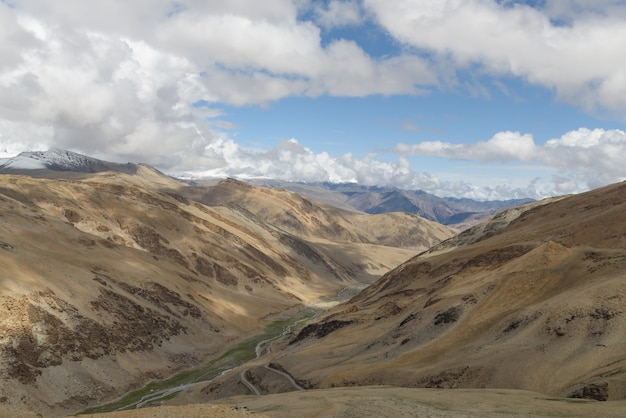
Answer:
xmin=289 ymin=320 xmax=354 ymax=345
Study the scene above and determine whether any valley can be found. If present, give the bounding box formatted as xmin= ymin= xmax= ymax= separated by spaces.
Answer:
xmin=92 ymin=180 xmax=626 ymax=417
xmin=237 ymin=181 xmax=626 ymax=402
xmin=79 ymin=307 xmax=314 ymax=414
xmin=2 ymin=2 xmax=625 ymax=416
xmin=2 ymin=151 xmax=626 ymax=417
xmin=0 ymin=154 xmax=455 ymax=417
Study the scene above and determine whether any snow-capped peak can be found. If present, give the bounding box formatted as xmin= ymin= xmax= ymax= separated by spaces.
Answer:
xmin=16 ymin=149 xmax=101 ymax=170
xmin=0 ymin=149 xmax=126 ymax=173
xmin=0 ymin=154 xmax=47 ymax=170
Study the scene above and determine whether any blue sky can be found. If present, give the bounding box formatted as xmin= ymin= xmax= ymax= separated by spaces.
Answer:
xmin=1 ymin=0 xmax=626 ymax=199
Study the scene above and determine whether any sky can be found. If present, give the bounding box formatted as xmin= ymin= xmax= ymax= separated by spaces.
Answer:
xmin=1 ymin=0 xmax=626 ymax=200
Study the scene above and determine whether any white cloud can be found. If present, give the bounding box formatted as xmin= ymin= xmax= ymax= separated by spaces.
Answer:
xmin=175 ymin=137 xmax=441 ymax=190
xmin=313 ymin=0 xmax=363 ymax=29
xmin=0 ymin=120 xmax=52 ymax=157
xmin=364 ymin=0 xmax=626 ymax=114
xmin=0 ymin=0 xmax=436 ymax=168
xmin=171 ymin=136 xmax=561 ymax=200
xmin=542 ymin=128 xmax=626 ymax=188
xmin=1 ymin=1 xmax=626 ymax=201
xmin=0 ymin=22 xmax=215 ymax=167
xmin=388 ymin=127 xmax=626 ymax=194
xmin=390 ymin=131 xmax=536 ymax=162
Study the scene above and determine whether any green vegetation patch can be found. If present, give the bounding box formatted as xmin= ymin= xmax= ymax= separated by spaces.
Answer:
xmin=78 ymin=309 xmax=315 ymax=415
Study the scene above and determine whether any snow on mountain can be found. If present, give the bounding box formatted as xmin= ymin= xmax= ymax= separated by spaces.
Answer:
xmin=0 ymin=154 xmax=48 ymax=170
xmin=0 ymin=149 xmax=131 ymax=173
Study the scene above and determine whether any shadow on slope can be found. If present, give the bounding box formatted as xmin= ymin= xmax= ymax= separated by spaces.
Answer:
xmin=256 ymin=181 xmax=626 ymax=402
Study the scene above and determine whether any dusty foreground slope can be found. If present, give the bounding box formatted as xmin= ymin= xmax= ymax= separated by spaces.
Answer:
xmin=0 ymin=169 xmax=454 ymax=417
xmin=263 ymin=180 xmax=626 ymax=401
xmin=209 ymin=386 xmax=626 ymax=417
xmin=80 ymin=387 xmax=626 ymax=418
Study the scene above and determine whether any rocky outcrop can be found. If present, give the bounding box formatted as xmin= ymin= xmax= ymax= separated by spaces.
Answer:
xmin=289 ymin=320 xmax=355 ymax=345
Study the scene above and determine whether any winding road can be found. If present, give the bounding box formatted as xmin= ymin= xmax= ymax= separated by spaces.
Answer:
xmin=98 ymin=286 xmax=359 ymax=412
xmin=240 ymin=370 xmax=261 ymax=395
xmin=264 ymin=363 xmax=304 ymax=390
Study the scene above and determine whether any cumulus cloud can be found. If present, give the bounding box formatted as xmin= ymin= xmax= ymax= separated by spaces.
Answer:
xmin=542 ymin=128 xmax=626 ymax=188
xmin=390 ymin=131 xmax=536 ymax=162
xmin=170 ymin=136 xmax=564 ymax=200
xmin=388 ymin=127 xmax=626 ymax=193
xmin=175 ymin=137 xmax=446 ymax=192
xmin=1 ymin=1 xmax=626 ymax=201
xmin=313 ymin=0 xmax=363 ymax=29
xmin=0 ymin=0 xmax=436 ymax=168
xmin=364 ymin=0 xmax=626 ymax=114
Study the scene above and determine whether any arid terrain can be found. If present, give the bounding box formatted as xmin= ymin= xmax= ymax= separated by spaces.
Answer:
xmin=3 ymin=151 xmax=626 ymax=417
xmin=68 ymin=387 xmax=626 ymax=418
xmin=123 ymin=180 xmax=626 ymax=417
xmin=0 ymin=154 xmax=455 ymax=417
xmin=231 ymin=180 xmax=626 ymax=401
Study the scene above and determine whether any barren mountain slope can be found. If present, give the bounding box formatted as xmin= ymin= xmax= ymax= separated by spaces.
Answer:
xmin=179 ymin=178 xmax=456 ymax=250
xmin=242 ymin=179 xmax=533 ymax=227
xmin=0 ymin=168 xmax=442 ymax=416
xmin=260 ymin=181 xmax=626 ymax=401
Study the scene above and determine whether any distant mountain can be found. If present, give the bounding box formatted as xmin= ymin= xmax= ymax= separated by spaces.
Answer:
xmin=1 ymin=151 xmax=533 ymax=228
xmin=0 ymin=149 xmax=138 ymax=175
xmin=247 ymin=180 xmax=534 ymax=226
xmin=177 ymin=178 xmax=456 ymax=251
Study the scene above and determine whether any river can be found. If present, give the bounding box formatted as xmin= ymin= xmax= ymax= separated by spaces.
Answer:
xmin=80 ymin=286 xmax=361 ymax=414
xmin=79 ymin=308 xmax=317 ymax=414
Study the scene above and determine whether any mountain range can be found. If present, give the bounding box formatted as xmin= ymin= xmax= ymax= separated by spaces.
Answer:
xmin=193 ymin=178 xmax=534 ymax=229
xmin=178 ymin=180 xmax=626 ymax=409
xmin=2 ymin=149 xmax=626 ymax=417
xmin=1 ymin=150 xmax=531 ymax=229
xmin=0 ymin=150 xmax=454 ymax=417
xmin=257 ymin=180 xmax=533 ymax=225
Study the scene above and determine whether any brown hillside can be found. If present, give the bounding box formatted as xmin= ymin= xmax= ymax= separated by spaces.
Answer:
xmin=0 ymin=168 xmax=451 ymax=416
xmin=179 ymin=178 xmax=456 ymax=250
xmin=246 ymin=181 xmax=626 ymax=402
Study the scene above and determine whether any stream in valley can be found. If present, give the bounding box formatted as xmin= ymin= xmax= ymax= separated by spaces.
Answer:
xmin=80 ymin=285 xmax=365 ymax=414
xmin=79 ymin=304 xmax=325 ymax=414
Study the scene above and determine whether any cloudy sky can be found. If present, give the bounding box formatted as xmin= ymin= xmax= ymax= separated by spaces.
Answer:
xmin=1 ymin=0 xmax=626 ymax=200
